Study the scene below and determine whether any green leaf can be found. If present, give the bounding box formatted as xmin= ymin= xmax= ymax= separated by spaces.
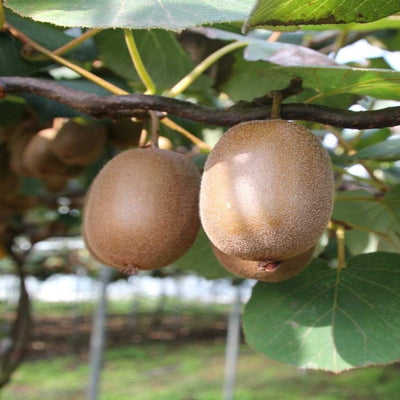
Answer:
xmin=353 ymin=128 xmax=392 ymax=150
xmin=94 ymin=29 xmax=211 ymax=92
xmin=5 ymin=0 xmax=254 ymax=31
xmin=222 ymin=56 xmax=400 ymax=103
xmin=193 ymin=27 xmax=337 ymax=67
xmin=383 ymin=184 xmax=400 ymax=223
xmin=174 ymin=230 xmax=234 ymax=280
xmin=0 ymin=34 xmax=38 ymax=76
xmin=0 ymin=96 xmax=27 ymax=124
xmin=333 ymin=188 xmax=400 ymax=253
xmin=6 ymin=10 xmax=97 ymax=62
xmin=352 ymin=138 xmax=400 ymax=161
xmin=244 ymin=0 xmax=400 ymax=31
xmin=243 ymin=252 xmax=400 ymax=372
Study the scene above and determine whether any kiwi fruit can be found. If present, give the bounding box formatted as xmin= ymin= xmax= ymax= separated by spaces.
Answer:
xmin=0 ymin=148 xmax=19 ymax=200
xmin=50 ymin=118 xmax=107 ymax=165
xmin=83 ymin=147 xmax=201 ymax=272
xmin=42 ymin=175 xmax=69 ymax=192
xmin=200 ymin=119 xmax=334 ymax=262
xmin=0 ymin=194 xmax=38 ymax=217
xmin=9 ymin=130 xmax=34 ymax=176
xmin=22 ymin=128 xmax=83 ymax=179
xmin=7 ymin=119 xmax=37 ymax=176
xmin=213 ymin=244 xmax=315 ymax=282
xmin=107 ymin=117 xmax=143 ymax=149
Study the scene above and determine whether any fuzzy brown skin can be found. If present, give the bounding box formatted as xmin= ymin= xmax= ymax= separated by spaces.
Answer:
xmin=83 ymin=148 xmax=201 ymax=271
xmin=200 ymin=120 xmax=334 ymax=261
xmin=213 ymin=245 xmax=315 ymax=282
xmin=50 ymin=119 xmax=107 ymax=166
xmin=0 ymin=151 xmax=19 ymax=200
xmin=22 ymin=128 xmax=83 ymax=179
xmin=8 ymin=129 xmax=35 ymax=176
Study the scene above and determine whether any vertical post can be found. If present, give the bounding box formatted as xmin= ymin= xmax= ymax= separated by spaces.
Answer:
xmin=223 ymin=283 xmax=242 ymax=400
xmin=126 ymin=275 xmax=140 ymax=330
xmin=87 ymin=265 xmax=113 ymax=400
xmin=71 ymin=265 xmax=87 ymax=353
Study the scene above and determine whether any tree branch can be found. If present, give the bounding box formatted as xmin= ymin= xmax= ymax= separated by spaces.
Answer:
xmin=1 ymin=76 xmax=400 ymax=129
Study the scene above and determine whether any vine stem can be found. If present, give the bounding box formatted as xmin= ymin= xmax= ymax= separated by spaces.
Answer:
xmin=124 ymin=29 xmax=156 ymax=95
xmin=162 ymin=118 xmax=211 ymax=152
xmin=267 ymin=31 xmax=282 ymax=42
xmin=5 ymin=24 xmax=210 ymax=149
xmin=336 ymin=225 xmax=346 ymax=269
xmin=55 ymin=29 xmax=102 ymax=56
xmin=24 ymin=28 xmax=102 ymax=60
xmin=269 ymin=91 xmax=283 ymax=119
xmin=149 ymin=111 xmax=160 ymax=148
xmin=0 ymin=0 xmax=5 ymax=29
xmin=332 ymin=165 xmax=384 ymax=189
xmin=329 ymin=127 xmax=388 ymax=191
xmin=167 ymin=41 xmax=249 ymax=97
xmin=5 ymin=23 xmax=127 ymax=95
xmin=123 ymin=30 xmax=209 ymax=148
xmin=331 ymin=29 xmax=349 ymax=60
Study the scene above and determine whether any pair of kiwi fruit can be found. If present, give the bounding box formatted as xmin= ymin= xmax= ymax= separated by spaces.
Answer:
xmin=200 ymin=119 xmax=334 ymax=282
xmin=8 ymin=117 xmax=108 ymax=192
xmin=83 ymin=118 xmax=333 ymax=282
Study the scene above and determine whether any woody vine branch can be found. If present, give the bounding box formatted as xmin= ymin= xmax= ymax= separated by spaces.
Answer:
xmin=1 ymin=76 xmax=400 ymax=129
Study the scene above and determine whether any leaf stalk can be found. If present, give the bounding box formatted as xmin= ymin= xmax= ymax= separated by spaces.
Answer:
xmin=167 ymin=41 xmax=249 ymax=97
xmin=123 ymin=29 xmax=156 ymax=95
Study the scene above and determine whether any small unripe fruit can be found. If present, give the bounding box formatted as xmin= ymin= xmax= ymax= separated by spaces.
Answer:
xmin=83 ymin=148 xmax=201 ymax=272
xmin=200 ymin=120 xmax=334 ymax=261
xmin=213 ymin=245 xmax=315 ymax=282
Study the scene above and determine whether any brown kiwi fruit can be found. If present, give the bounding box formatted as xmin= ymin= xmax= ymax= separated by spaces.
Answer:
xmin=7 ymin=119 xmax=37 ymax=176
xmin=200 ymin=119 xmax=334 ymax=262
xmin=0 ymin=194 xmax=38 ymax=217
xmin=0 ymin=147 xmax=19 ymax=200
xmin=50 ymin=118 xmax=107 ymax=165
xmin=213 ymin=244 xmax=315 ymax=282
xmin=42 ymin=175 xmax=69 ymax=192
xmin=83 ymin=147 xmax=201 ymax=272
xmin=107 ymin=117 xmax=143 ymax=149
xmin=22 ymin=128 xmax=83 ymax=179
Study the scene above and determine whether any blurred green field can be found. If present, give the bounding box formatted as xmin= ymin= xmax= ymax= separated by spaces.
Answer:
xmin=2 ymin=297 xmax=400 ymax=399
xmin=3 ymin=340 xmax=400 ymax=400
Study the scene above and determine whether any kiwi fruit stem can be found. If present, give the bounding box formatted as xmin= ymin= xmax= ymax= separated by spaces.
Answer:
xmin=149 ymin=111 xmax=160 ymax=149
xmin=121 ymin=265 xmax=139 ymax=276
xmin=269 ymin=91 xmax=283 ymax=119
xmin=258 ymin=260 xmax=282 ymax=272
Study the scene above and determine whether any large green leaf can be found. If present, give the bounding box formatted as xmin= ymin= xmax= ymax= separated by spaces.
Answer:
xmin=95 ymin=29 xmax=211 ymax=92
xmin=4 ymin=0 xmax=254 ymax=31
xmin=6 ymin=10 xmax=97 ymax=62
xmin=353 ymin=128 xmax=392 ymax=150
xmin=222 ymin=56 xmax=400 ymax=103
xmin=0 ymin=96 xmax=26 ymax=125
xmin=352 ymin=138 xmax=400 ymax=161
xmin=243 ymin=252 xmax=400 ymax=372
xmin=192 ymin=27 xmax=337 ymax=67
xmin=0 ymin=10 xmax=97 ymax=77
xmin=334 ymin=190 xmax=399 ymax=235
xmin=333 ymin=187 xmax=400 ymax=254
xmin=0 ymin=34 xmax=39 ymax=76
xmin=244 ymin=0 xmax=400 ymax=31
